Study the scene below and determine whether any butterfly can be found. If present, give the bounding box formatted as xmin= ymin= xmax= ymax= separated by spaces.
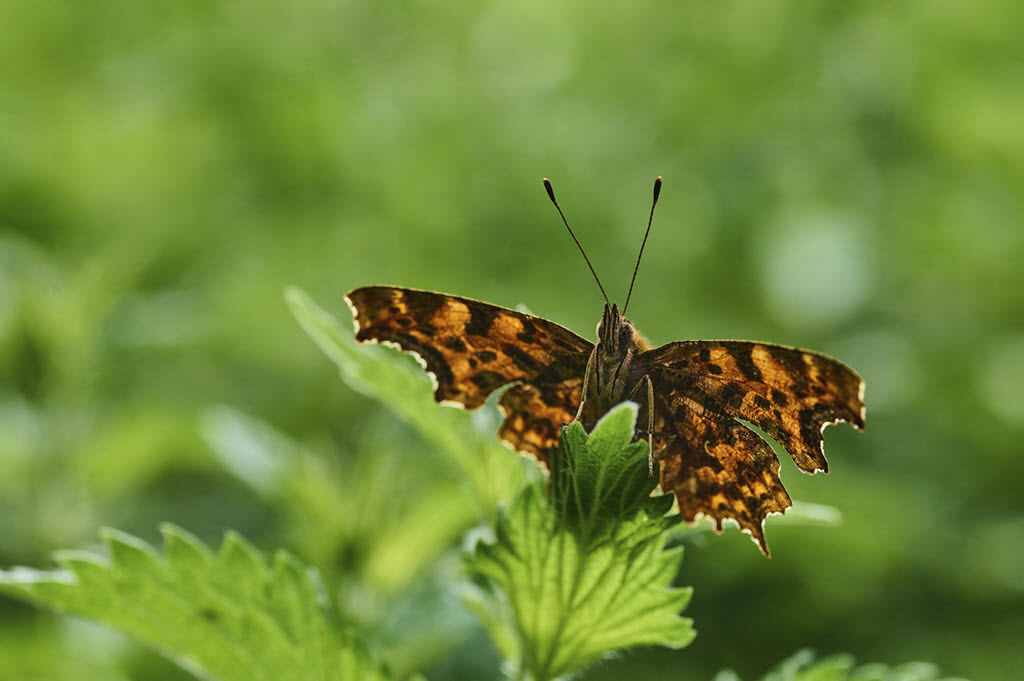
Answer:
xmin=345 ymin=177 xmax=865 ymax=555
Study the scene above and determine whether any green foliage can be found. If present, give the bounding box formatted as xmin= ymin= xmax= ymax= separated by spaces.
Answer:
xmin=549 ymin=404 xmax=676 ymax=533
xmin=467 ymin=403 xmax=694 ymax=681
xmin=714 ymin=649 xmax=970 ymax=681
xmin=0 ymin=525 xmax=413 ymax=681
xmin=2 ymin=1 xmax=1020 ymax=677
xmin=284 ymin=286 xmax=538 ymax=673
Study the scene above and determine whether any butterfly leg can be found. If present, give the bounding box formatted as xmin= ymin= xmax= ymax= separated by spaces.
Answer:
xmin=573 ymin=345 xmax=598 ymax=423
xmin=644 ymin=375 xmax=655 ymax=476
xmin=626 ymin=375 xmax=656 ymax=476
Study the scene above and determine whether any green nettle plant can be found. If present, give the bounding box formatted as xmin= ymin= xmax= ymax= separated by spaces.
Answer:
xmin=0 ymin=525 xmax=411 ymax=681
xmin=465 ymin=402 xmax=695 ymax=680
xmin=0 ymin=289 xmax=969 ymax=681
xmin=714 ymin=648 xmax=969 ymax=681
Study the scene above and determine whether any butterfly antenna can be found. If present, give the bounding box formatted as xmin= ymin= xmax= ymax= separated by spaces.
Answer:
xmin=543 ymin=178 xmax=610 ymax=305
xmin=622 ymin=176 xmax=662 ymax=314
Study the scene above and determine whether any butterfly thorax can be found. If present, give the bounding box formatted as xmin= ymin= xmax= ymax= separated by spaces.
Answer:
xmin=590 ymin=303 xmax=651 ymax=410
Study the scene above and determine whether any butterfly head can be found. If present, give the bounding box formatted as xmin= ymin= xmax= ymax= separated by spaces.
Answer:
xmin=597 ymin=302 xmax=636 ymax=357
xmin=592 ymin=303 xmax=643 ymax=401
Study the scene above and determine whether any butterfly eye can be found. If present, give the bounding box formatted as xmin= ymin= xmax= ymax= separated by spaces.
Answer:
xmin=598 ymin=305 xmax=611 ymax=344
xmin=618 ymin=324 xmax=634 ymax=349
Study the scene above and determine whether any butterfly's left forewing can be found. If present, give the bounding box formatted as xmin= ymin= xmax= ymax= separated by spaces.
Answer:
xmin=642 ymin=340 xmax=865 ymax=554
xmin=346 ymin=286 xmax=593 ymax=464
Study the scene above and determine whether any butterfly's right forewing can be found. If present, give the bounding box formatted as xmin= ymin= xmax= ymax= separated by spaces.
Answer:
xmin=346 ymin=286 xmax=594 ymax=464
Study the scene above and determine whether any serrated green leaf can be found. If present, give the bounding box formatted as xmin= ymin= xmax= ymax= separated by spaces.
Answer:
xmin=285 ymin=286 xmax=527 ymax=511
xmin=719 ymin=649 xmax=971 ymax=681
xmin=217 ymin=531 xmax=268 ymax=603
xmin=103 ymin=528 xmax=165 ymax=577
xmin=162 ymin=524 xmax=214 ymax=586
xmin=0 ymin=526 xmax=400 ymax=681
xmin=551 ymin=403 xmax=676 ymax=545
xmin=467 ymin=404 xmax=694 ymax=681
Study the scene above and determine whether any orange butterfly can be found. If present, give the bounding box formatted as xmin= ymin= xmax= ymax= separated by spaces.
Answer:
xmin=347 ymin=178 xmax=864 ymax=554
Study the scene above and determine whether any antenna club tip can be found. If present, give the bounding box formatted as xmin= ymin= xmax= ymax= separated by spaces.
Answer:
xmin=543 ymin=178 xmax=556 ymax=203
xmin=656 ymin=176 xmax=663 ymax=183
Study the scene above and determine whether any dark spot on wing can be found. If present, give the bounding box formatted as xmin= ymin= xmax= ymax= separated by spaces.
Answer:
xmin=770 ymin=389 xmax=788 ymax=406
xmin=699 ymin=348 xmax=711 ymax=362
xmin=769 ymin=346 xmax=808 ymax=382
xmin=535 ymin=358 xmax=581 ymax=384
xmin=502 ymin=343 xmax=540 ymax=372
xmin=444 ymin=337 xmax=467 ymax=352
xmin=465 ymin=305 xmax=498 ymax=337
xmin=475 ymin=350 xmax=497 ymax=363
xmin=517 ymin=319 xmax=538 ymax=343
xmin=726 ymin=343 xmax=764 ymax=382
xmin=812 ymin=354 xmax=847 ymax=384
xmin=741 ymin=468 xmax=760 ymax=488
xmin=720 ymin=382 xmax=744 ymax=409
xmin=403 ymin=289 xmax=445 ymax=326
xmin=470 ymin=371 xmax=508 ymax=391
xmin=798 ymin=407 xmax=820 ymax=451
xmin=753 ymin=394 xmax=772 ymax=411
xmin=716 ymin=423 xmax=737 ymax=445
xmin=397 ymin=318 xmax=412 ymax=327
xmin=677 ymin=382 xmax=713 ymax=410
xmin=706 ymin=363 xmax=723 ymax=375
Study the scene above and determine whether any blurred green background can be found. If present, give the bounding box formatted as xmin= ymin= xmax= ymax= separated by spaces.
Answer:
xmin=2 ymin=1 xmax=1022 ymax=679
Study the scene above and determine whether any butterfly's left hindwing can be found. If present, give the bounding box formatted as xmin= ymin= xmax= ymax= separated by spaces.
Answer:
xmin=346 ymin=286 xmax=593 ymax=463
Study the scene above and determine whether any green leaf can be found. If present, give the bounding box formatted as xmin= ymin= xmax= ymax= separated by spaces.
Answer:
xmin=550 ymin=404 xmax=675 ymax=540
xmin=714 ymin=648 xmax=971 ymax=681
xmin=0 ymin=525 xmax=409 ymax=681
xmin=467 ymin=403 xmax=695 ymax=681
xmin=285 ymin=286 xmax=527 ymax=511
